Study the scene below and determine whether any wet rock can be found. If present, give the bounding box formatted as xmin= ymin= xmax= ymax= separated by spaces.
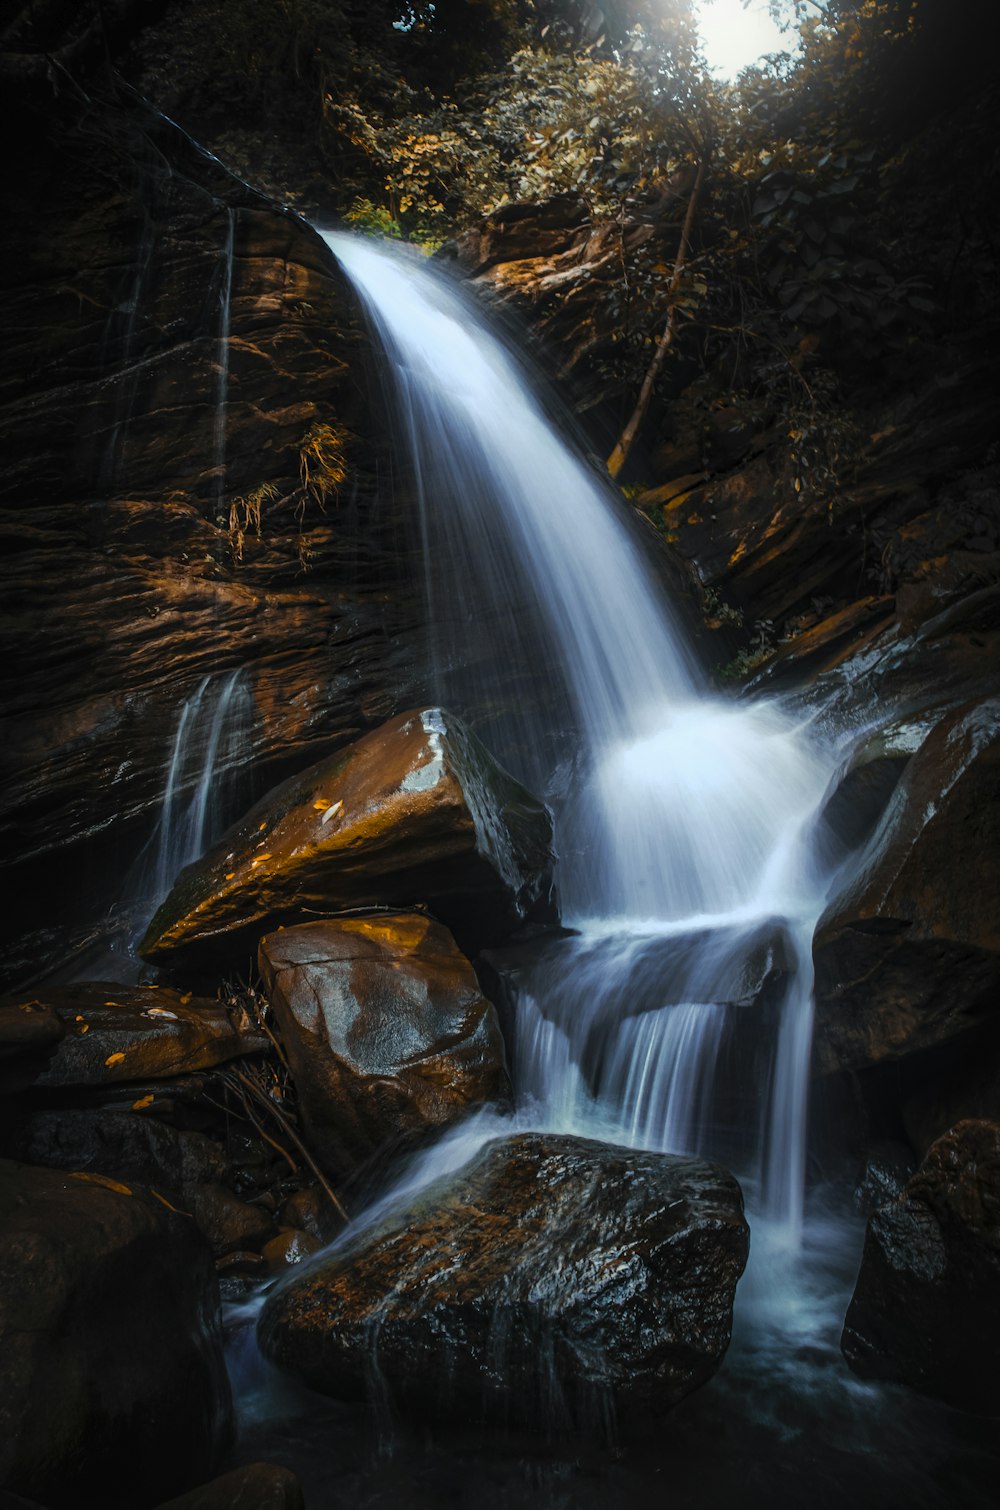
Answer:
xmin=259 ymin=1132 xmax=749 ymax=1430
xmin=279 ymin=1185 xmax=341 ymax=1243
xmin=258 ymin=914 xmax=510 ymax=1181
xmin=11 ymin=1109 xmax=228 ymax=1190
xmin=183 ymin=1182 xmax=275 ymax=1257
xmin=853 ymin=1141 xmax=917 ymax=1216
xmin=154 ymin=1462 xmax=304 ymax=1510
xmin=813 ymin=698 xmax=1000 ymax=1076
xmin=0 ymin=1000 xmax=63 ymax=1060
xmin=0 ymin=1159 xmax=231 ymax=1504
xmin=0 ymin=983 xmax=267 ymax=1092
xmin=141 ymin=709 xmax=554 ymax=968
xmin=262 ymin=1229 xmax=323 ymax=1273
xmin=842 ymin=1120 xmax=1000 ymax=1412
xmin=0 ymin=81 xmax=426 ymax=987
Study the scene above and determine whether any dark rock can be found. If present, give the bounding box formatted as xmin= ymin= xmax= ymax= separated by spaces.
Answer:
xmin=853 ymin=1140 xmax=917 ymax=1216
xmin=11 ymin=1109 xmax=228 ymax=1190
xmin=258 ymin=913 xmax=510 ymax=1181
xmin=278 ymin=1185 xmax=341 ymax=1243
xmin=0 ymin=81 xmax=426 ymax=987
xmin=0 ymin=983 xmax=267 ymax=1092
xmin=259 ymin=1132 xmax=749 ymax=1430
xmin=183 ymin=1182 xmax=275 ymax=1257
xmin=154 ymin=1461 xmax=304 ymax=1510
xmin=0 ymin=1000 xmax=64 ymax=1060
xmin=261 ymin=1229 xmax=323 ymax=1273
xmin=141 ymin=708 xmax=554 ymax=968
xmin=813 ymin=698 xmax=1000 ymax=1076
xmin=0 ymin=1159 xmax=231 ymax=1505
xmin=842 ymin=1119 xmax=1000 ymax=1413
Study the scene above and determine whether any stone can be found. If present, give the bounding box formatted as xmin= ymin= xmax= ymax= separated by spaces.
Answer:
xmin=259 ymin=1132 xmax=749 ymax=1430
xmin=11 ymin=1109 xmax=228 ymax=1190
xmin=0 ymin=982 xmax=268 ymax=1092
xmin=261 ymin=1229 xmax=323 ymax=1273
xmin=258 ymin=914 xmax=510 ymax=1181
xmin=0 ymin=1000 xmax=63 ymax=1060
xmin=813 ymin=698 xmax=1000 ymax=1077
xmin=153 ymin=1462 xmax=304 ymax=1510
xmin=842 ymin=1120 xmax=1000 ymax=1412
xmin=278 ymin=1185 xmax=341 ymax=1243
xmin=183 ymin=1182 xmax=275 ymax=1258
xmin=0 ymin=1159 xmax=231 ymax=1504
xmin=141 ymin=708 xmax=554 ymax=968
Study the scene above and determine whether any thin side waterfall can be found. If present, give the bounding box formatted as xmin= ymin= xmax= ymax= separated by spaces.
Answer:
xmin=325 ymin=231 xmax=838 ymax=1242
xmin=147 ymin=668 xmax=253 ymax=912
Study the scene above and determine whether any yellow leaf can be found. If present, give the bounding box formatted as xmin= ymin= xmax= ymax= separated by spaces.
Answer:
xmin=258 ymin=822 xmax=267 ymax=832
xmin=150 ymin=1189 xmax=191 ymax=1217
xmin=225 ymin=872 xmax=236 ymax=880
xmin=79 ymin=1024 xmax=89 ymax=1034
xmin=70 ymin=1171 xmax=132 ymax=1196
xmin=103 ymin=1000 xmax=122 ymax=1007
xmin=105 ymin=1051 xmax=125 ymax=1067
xmin=313 ymin=799 xmax=330 ymax=811
xmin=132 ymin=1094 xmax=154 ymax=1111
xmin=179 ymin=993 xmax=192 ymax=1006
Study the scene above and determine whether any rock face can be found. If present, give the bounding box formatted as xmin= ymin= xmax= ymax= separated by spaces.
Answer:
xmin=259 ymin=1132 xmax=749 ymax=1430
xmin=141 ymin=708 xmax=554 ymax=968
xmin=258 ymin=914 xmax=510 ymax=1181
xmin=842 ymin=1119 xmax=1000 ymax=1413
xmin=0 ymin=74 xmax=426 ymax=987
xmin=813 ymin=698 xmax=1000 ymax=1077
xmin=0 ymin=1158 xmax=231 ymax=1505
xmin=0 ymin=982 xmax=267 ymax=1091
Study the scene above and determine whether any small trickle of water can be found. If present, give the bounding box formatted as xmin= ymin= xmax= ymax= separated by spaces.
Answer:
xmin=146 ymin=667 xmax=252 ymax=912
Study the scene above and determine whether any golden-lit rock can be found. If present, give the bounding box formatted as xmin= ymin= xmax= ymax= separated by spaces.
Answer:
xmin=140 ymin=708 xmax=554 ymax=969
xmin=258 ymin=913 xmax=510 ymax=1181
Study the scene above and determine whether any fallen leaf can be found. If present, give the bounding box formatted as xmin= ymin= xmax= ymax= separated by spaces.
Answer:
xmin=151 ymin=1189 xmax=191 ymax=1217
xmin=70 ymin=1171 xmax=132 ymax=1196
xmin=225 ymin=872 xmax=236 ymax=879
xmin=313 ymin=798 xmax=330 ymax=811
xmin=105 ymin=1051 xmax=125 ymax=1067
xmin=179 ymin=993 xmax=192 ymax=1006
xmin=132 ymin=1094 xmax=154 ymax=1111
xmin=320 ymin=800 xmax=344 ymax=825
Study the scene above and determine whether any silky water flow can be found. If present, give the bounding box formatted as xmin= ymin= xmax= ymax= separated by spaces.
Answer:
xmin=224 ymin=236 xmax=997 ymax=1507
xmin=325 ymin=229 xmax=839 ymax=1245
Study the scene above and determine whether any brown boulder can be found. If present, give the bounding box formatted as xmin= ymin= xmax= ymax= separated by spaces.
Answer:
xmin=0 ymin=1159 xmax=231 ymax=1505
xmin=258 ymin=914 xmax=510 ymax=1180
xmin=0 ymin=1000 xmax=64 ymax=1059
xmin=141 ymin=708 xmax=554 ymax=968
xmin=0 ymin=982 xmax=267 ymax=1092
xmin=154 ymin=1462 xmax=304 ymax=1510
xmin=259 ymin=1132 xmax=748 ymax=1431
xmin=842 ymin=1119 xmax=1000 ymax=1412
xmin=813 ymin=697 xmax=1000 ymax=1076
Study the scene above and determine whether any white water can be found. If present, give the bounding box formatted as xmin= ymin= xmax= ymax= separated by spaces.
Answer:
xmin=324 ymin=231 xmax=839 ymax=1241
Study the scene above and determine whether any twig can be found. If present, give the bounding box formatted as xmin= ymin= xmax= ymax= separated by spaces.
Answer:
xmin=232 ymin=1068 xmax=349 ymax=1225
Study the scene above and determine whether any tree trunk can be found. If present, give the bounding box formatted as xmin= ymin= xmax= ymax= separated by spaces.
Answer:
xmin=607 ymin=155 xmax=708 ymax=480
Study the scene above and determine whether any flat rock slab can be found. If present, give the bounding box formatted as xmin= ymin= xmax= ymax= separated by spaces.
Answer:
xmin=140 ymin=708 xmax=554 ymax=969
xmin=0 ymin=1159 xmax=231 ymax=1505
xmin=0 ymin=981 xmax=267 ymax=1090
xmin=259 ymin=914 xmax=509 ymax=1179
xmin=842 ymin=1118 xmax=1000 ymax=1413
xmin=259 ymin=1132 xmax=748 ymax=1430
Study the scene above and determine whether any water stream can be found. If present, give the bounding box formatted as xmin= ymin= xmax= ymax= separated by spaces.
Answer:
xmin=324 ymin=230 xmax=838 ymax=1240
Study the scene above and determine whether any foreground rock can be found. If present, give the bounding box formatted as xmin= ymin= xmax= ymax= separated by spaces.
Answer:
xmin=0 ymin=982 xmax=267 ymax=1092
xmin=813 ymin=698 xmax=1000 ymax=1076
xmin=0 ymin=1160 xmax=231 ymax=1504
xmin=141 ymin=709 xmax=554 ymax=968
xmin=155 ymin=1462 xmax=304 ymax=1510
xmin=259 ymin=1132 xmax=749 ymax=1430
xmin=259 ymin=915 xmax=510 ymax=1181
xmin=842 ymin=1120 xmax=1000 ymax=1413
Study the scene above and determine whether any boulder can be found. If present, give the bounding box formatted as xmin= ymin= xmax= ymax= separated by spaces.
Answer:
xmin=259 ymin=1132 xmax=749 ymax=1430
xmin=0 ymin=1000 xmax=63 ymax=1060
xmin=0 ymin=1159 xmax=231 ymax=1505
xmin=842 ymin=1119 xmax=1000 ymax=1412
xmin=141 ymin=709 xmax=554 ymax=968
xmin=11 ymin=1109 xmax=228 ymax=1190
xmin=813 ymin=698 xmax=1000 ymax=1076
xmin=0 ymin=982 xmax=267 ymax=1093
xmin=154 ymin=1462 xmax=304 ymax=1510
xmin=183 ymin=1182 xmax=275 ymax=1258
xmin=258 ymin=914 xmax=510 ymax=1180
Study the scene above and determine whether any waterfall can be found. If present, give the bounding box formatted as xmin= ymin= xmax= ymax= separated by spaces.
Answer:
xmin=148 ymin=668 xmax=253 ymax=909
xmin=325 ymin=232 xmax=838 ymax=1241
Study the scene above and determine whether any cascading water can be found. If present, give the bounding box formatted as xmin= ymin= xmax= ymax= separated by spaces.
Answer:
xmin=324 ymin=231 xmax=838 ymax=1240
